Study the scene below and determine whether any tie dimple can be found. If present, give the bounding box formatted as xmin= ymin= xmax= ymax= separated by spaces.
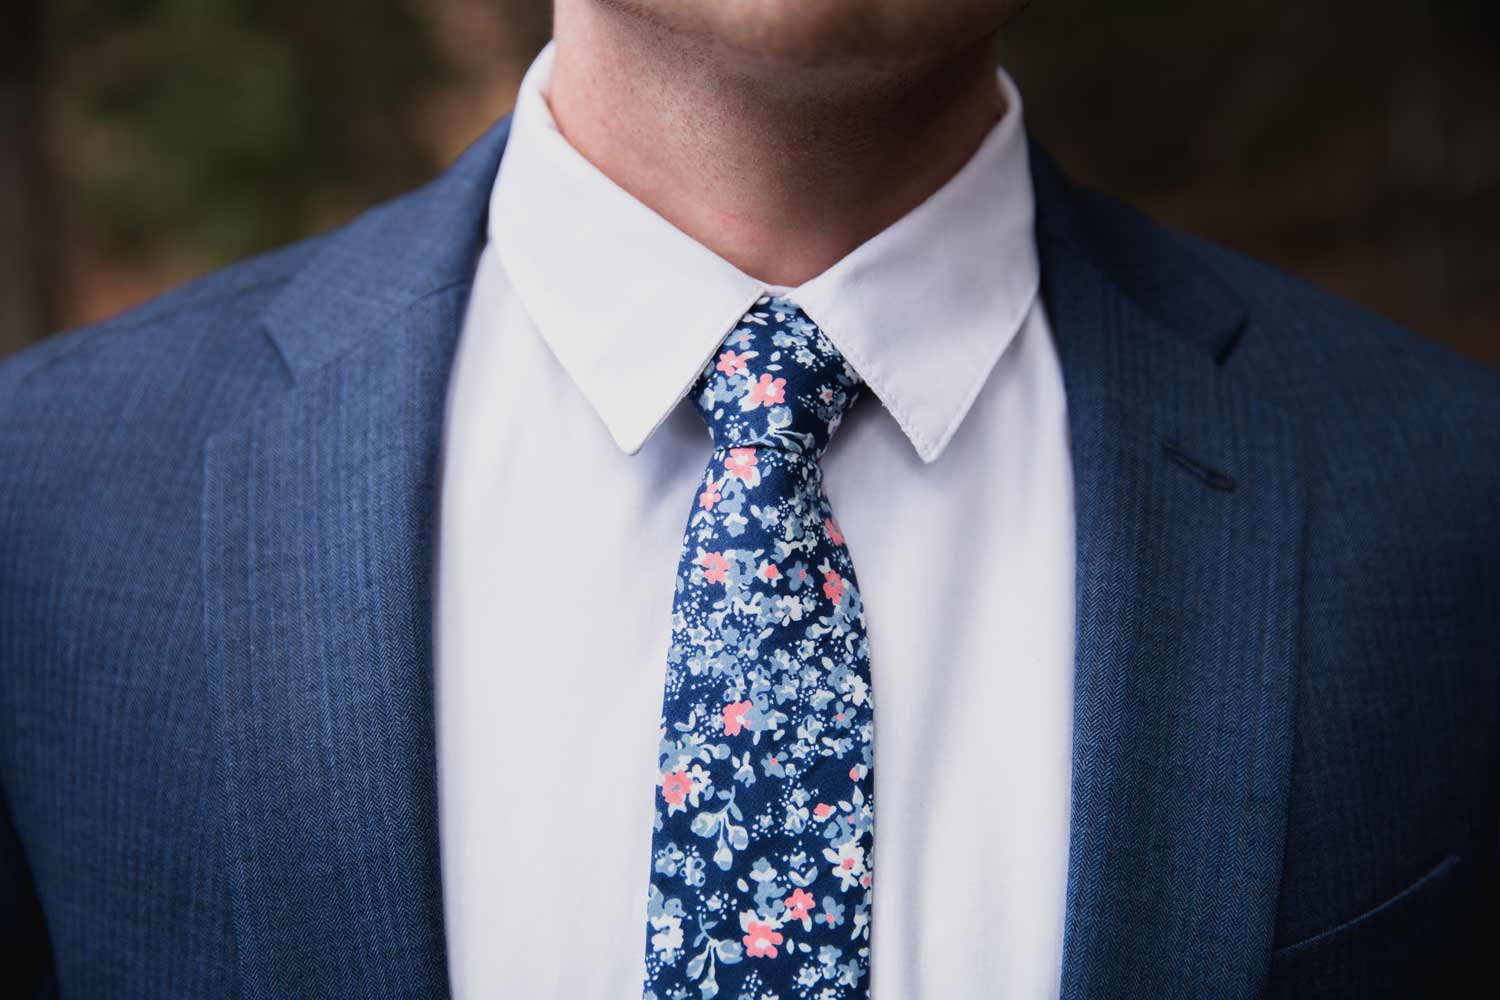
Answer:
xmin=643 ymin=294 xmax=875 ymax=1000
xmin=690 ymin=298 xmax=863 ymax=459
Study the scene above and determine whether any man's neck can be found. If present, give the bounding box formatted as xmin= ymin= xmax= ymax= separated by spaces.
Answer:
xmin=547 ymin=2 xmax=1007 ymax=287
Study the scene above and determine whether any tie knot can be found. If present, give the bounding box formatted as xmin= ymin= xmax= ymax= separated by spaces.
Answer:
xmin=690 ymin=295 xmax=863 ymax=459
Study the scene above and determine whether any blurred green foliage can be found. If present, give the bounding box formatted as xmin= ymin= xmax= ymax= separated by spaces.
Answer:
xmin=50 ymin=0 xmax=455 ymax=261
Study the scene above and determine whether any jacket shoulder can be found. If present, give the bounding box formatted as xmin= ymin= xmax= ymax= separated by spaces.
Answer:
xmin=0 ymin=237 xmax=316 ymax=410
xmin=1055 ymin=167 xmax=1500 ymax=541
xmin=1066 ymin=174 xmax=1499 ymax=418
xmin=0 ymin=237 xmax=324 ymax=566
xmin=1141 ymin=208 xmax=1500 ymax=567
xmin=1194 ymin=234 xmax=1500 ymax=419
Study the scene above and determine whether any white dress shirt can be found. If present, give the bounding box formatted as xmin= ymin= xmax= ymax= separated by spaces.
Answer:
xmin=435 ymin=42 xmax=1075 ymax=1000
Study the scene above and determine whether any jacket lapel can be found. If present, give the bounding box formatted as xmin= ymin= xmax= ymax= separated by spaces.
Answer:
xmin=1031 ymin=144 xmax=1305 ymax=999
xmin=202 ymin=118 xmax=512 ymax=998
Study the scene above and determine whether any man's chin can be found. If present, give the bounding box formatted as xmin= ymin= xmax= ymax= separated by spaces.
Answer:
xmin=596 ymin=0 xmax=1018 ymax=74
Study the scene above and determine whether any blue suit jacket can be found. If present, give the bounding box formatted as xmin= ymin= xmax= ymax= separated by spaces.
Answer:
xmin=1 ymin=116 xmax=1497 ymax=999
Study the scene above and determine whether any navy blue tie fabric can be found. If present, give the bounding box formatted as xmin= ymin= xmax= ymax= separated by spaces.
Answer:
xmin=643 ymin=296 xmax=875 ymax=1000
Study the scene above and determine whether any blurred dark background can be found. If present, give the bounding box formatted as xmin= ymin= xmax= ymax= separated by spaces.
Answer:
xmin=2 ymin=0 xmax=1497 ymax=363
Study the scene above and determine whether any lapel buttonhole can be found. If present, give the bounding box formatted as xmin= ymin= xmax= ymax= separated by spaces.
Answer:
xmin=1162 ymin=438 xmax=1237 ymax=492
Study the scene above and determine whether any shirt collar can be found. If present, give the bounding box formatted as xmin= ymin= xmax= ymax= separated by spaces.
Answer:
xmin=490 ymin=41 xmax=1040 ymax=463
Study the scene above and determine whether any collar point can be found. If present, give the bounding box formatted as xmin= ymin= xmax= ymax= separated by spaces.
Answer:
xmin=888 ymin=410 xmax=957 ymax=465
xmin=912 ymin=436 xmax=952 ymax=466
xmin=611 ymin=428 xmax=650 ymax=457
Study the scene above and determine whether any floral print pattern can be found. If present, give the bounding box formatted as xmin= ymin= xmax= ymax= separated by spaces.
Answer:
xmin=643 ymin=296 xmax=874 ymax=1000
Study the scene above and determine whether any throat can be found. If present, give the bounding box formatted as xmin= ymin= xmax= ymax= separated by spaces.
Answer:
xmin=547 ymin=3 xmax=1008 ymax=287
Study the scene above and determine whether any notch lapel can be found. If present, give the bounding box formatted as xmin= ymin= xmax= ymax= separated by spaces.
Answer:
xmin=1031 ymin=145 xmax=1306 ymax=999
xmin=202 ymin=118 xmax=511 ymax=998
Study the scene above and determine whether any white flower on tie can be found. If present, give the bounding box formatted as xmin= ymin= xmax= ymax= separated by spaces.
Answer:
xmin=823 ymin=840 xmax=866 ymax=892
xmin=650 ymin=912 xmax=684 ymax=959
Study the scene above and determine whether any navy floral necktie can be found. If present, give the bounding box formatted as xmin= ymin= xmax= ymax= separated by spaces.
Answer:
xmin=643 ymin=295 xmax=874 ymax=1000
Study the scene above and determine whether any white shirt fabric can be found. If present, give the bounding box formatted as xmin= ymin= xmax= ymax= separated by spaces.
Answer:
xmin=436 ymin=41 xmax=1075 ymax=1000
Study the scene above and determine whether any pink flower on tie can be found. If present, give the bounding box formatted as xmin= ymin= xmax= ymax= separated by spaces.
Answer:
xmin=699 ymin=551 xmax=730 ymax=585
xmin=745 ymin=373 xmax=787 ymax=409
xmin=742 ymin=919 xmax=784 ymax=958
xmin=824 ymin=517 xmax=845 ymax=545
xmin=698 ymin=479 xmax=722 ymax=511
xmin=812 ymin=802 xmax=834 ymax=821
xmin=716 ymin=349 xmax=751 ymax=375
xmin=661 ymin=770 xmax=691 ymax=810
xmin=822 ymin=569 xmax=845 ymax=603
xmin=724 ymin=447 xmax=759 ymax=483
xmin=755 ymin=561 xmax=780 ymax=584
xmin=784 ymin=888 xmax=816 ymax=924
xmin=722 ymin=699 xmax=752 ymax=736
